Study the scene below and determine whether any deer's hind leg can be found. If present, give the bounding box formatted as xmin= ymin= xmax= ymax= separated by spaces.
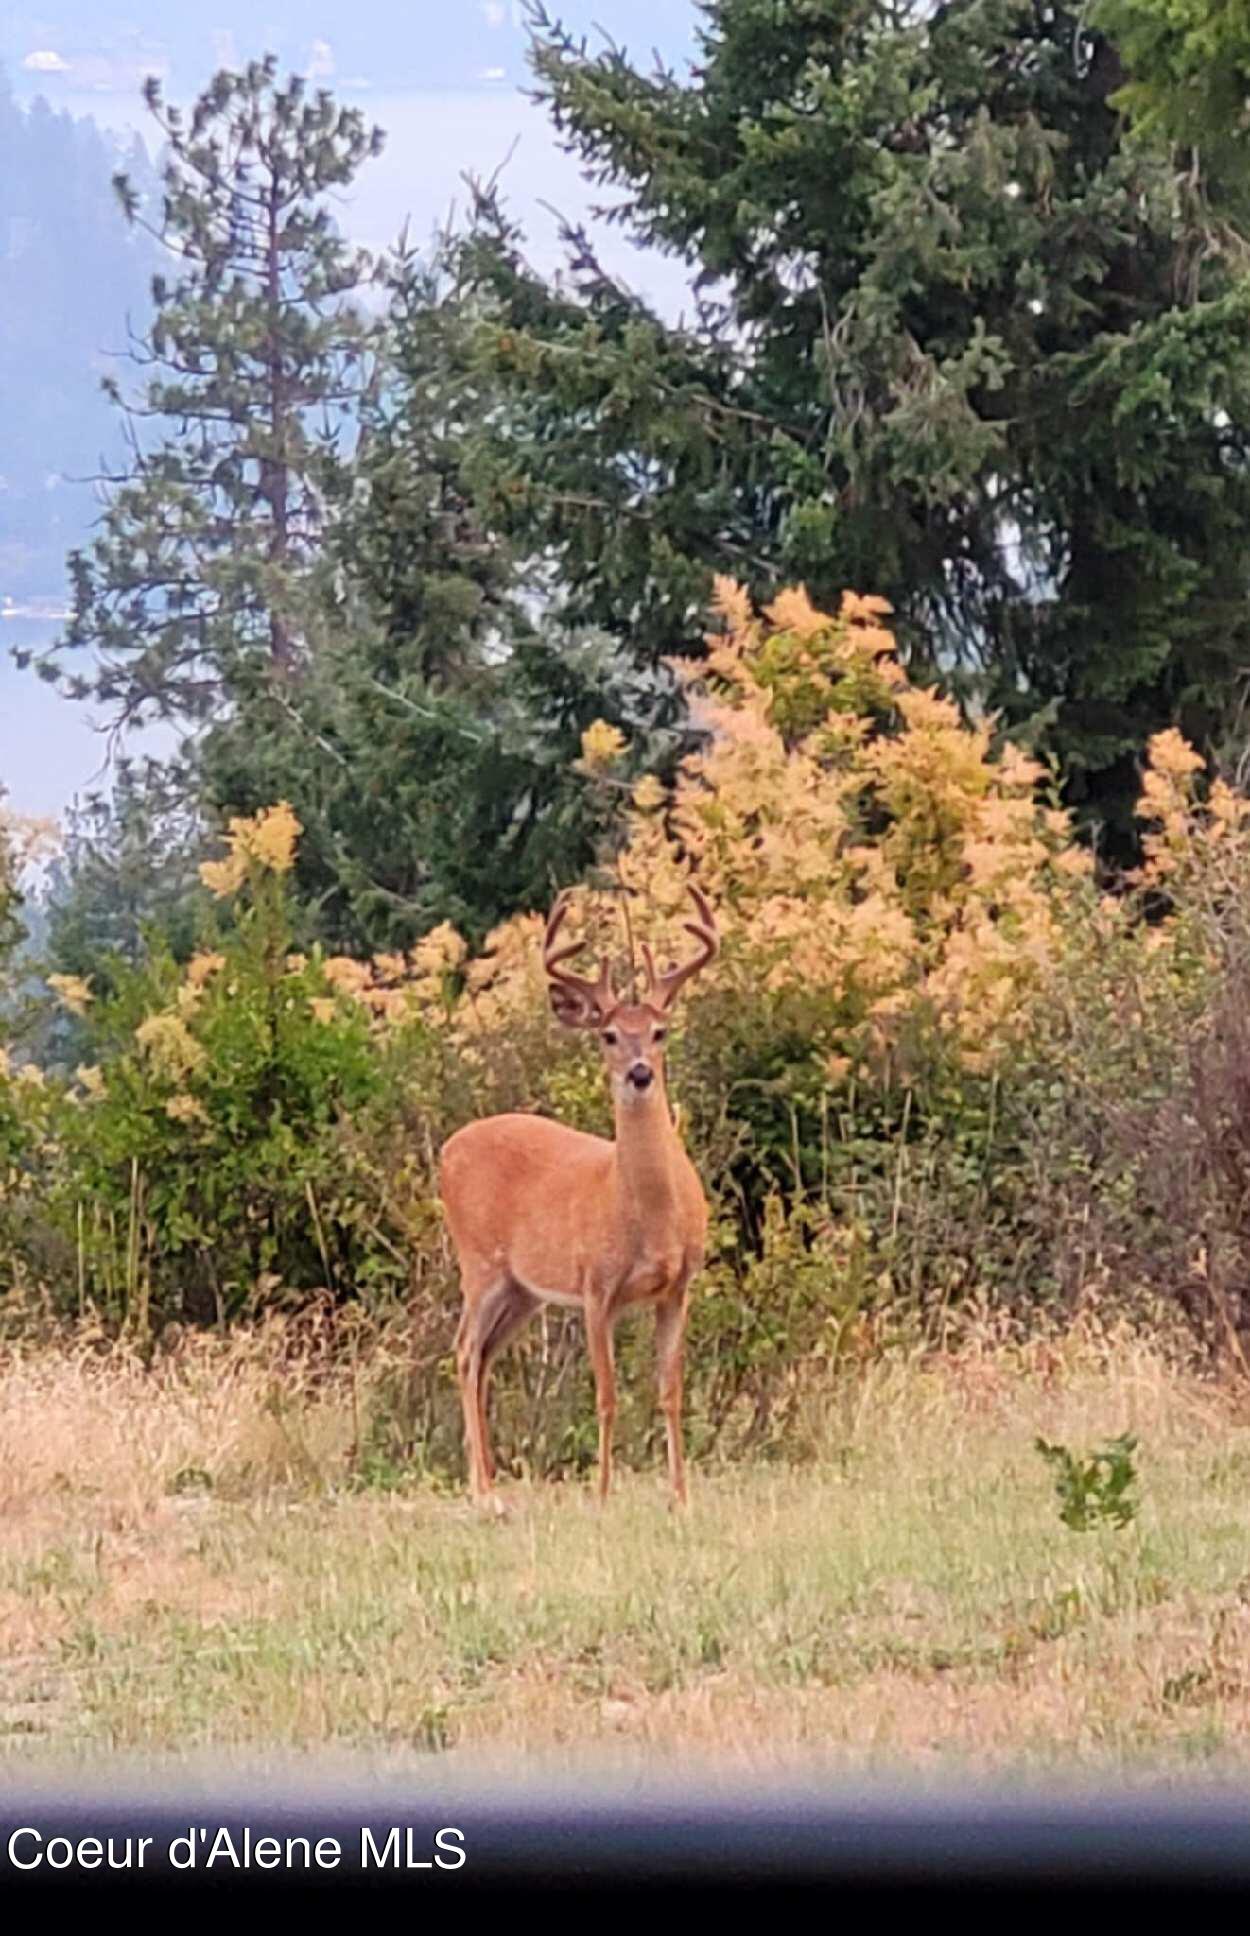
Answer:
xmin=455 ymin=1272 xmax=539 ymax=1497
xmin=476 ymin=1279 xmax=540 ymax=1482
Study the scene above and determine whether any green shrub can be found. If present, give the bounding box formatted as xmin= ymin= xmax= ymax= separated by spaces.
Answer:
xmin=9 ymin=594 xmax=1250 ymax=1481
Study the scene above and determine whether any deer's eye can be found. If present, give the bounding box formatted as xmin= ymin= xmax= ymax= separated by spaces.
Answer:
xmin=602 ymin=1029 xmax=619 ymax=1046
xmin=653 ymin=1027 xmax=668 ymax=1044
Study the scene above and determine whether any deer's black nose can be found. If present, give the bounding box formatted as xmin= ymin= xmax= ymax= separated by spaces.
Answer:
xmin=627 ymin=1062 xmax=654 ymax=1090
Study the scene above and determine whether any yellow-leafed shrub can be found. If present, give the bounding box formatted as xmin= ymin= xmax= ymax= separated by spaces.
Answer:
xmin=7 ymin=587 xmax=1250 ymax=1461
xmin=457 ymin=579 xmax=1095 ymax=1092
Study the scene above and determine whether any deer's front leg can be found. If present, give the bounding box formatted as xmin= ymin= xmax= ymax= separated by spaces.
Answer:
xmin=654 ymin=1291 xmax=690 ymax=1507
xmin=583 ymin=1299 xmax=617 ymax=1502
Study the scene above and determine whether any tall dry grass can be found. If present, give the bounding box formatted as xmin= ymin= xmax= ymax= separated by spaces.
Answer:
xmin=2 ymin=1319 xmax=1250 ymax=1782
xmin=0 ymin=1312 xmax=428 ymax=1535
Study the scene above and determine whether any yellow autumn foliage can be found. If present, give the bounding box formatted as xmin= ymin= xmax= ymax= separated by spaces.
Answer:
xmin=134 ymin=1011 xmax=207 ymax=1083
xmin=52 ymin=585 xmax=1245 ymax=1178
xmin=450 ymin=583 xmax=1101 ymax=1079
xmin=577 ymin=719 xmax=628 ymax=773
xmin=166 ymin=584 xmax=1239 ymax=1099
xmin=47 ymin=974 xmax=94 ymax=1017
xmin=199 ymin=801 xmax=301 ymax=897
xmin=10 ymin=586 xmax=1250 ymax=1354
xmin=1134 ymin=726 xmax=1250 ymax=894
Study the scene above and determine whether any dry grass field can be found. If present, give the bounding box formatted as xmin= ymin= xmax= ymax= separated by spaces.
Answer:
xmin=2 ymin=1321 xmax=1250 ymax=1789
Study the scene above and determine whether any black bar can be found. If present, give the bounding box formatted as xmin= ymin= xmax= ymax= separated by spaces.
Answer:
xmin=1 ymin=1788 xmax=1250 ymax=1896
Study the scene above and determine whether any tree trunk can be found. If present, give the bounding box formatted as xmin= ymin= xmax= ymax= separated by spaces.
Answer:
xmin=263 ymin=154 xmax=294 ymax=677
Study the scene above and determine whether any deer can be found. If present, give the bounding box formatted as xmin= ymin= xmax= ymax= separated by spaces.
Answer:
xmin=438 ymin=884 xmax=719 ymax=1509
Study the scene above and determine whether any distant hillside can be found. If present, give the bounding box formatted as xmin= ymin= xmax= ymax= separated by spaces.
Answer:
xmin=0 ymin=68 xmax=159 ymax=614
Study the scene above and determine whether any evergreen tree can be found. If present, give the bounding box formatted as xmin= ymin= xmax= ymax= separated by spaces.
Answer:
xmin=0 ymin=793 xmax=23 ymax=979
xmin=28 ymin=57 xmax=385 ymax=729
xmin=1097 ymin=0 xmax=1250 ymax=218
xmin=333 ymin=244 xmax=519 ymax=691
xmin=42 ymin=760 xmax=207 ymax=984
xmin=460 ymin=0 xmax=1250 ymax=845
xmin=195 ymin=249 xmax=660 ymax=947
xmin=196 ymin=619 xmax=645 ymax=949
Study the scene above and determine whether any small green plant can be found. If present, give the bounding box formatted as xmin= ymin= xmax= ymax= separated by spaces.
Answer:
xmin=1034 ymin=1432 xmax=1140 ymax=1532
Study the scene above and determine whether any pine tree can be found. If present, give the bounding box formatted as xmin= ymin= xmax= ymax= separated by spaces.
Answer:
xmin=42 ymin=760 xmax=207 ymax=984
xmin=333 ymin=243 xmax=519 ymax=691
xmin=0 ymin=794 xmax=23 ymax=978
xmin=29 ymin=57 xmax=385 ymax=729
xmin=194 ymin=248 xmax=656 ymax=948
xmin=461 ymin=0 xmax=1250 ymax=847
xmin=1097 ymin=0 xmax=1250 ymax=217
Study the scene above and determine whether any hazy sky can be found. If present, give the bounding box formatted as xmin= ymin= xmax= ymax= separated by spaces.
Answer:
xmin=1 ymin=2 xmax=702 ymax=823
xmin=1 ymin=4 xmax=696 ymax=99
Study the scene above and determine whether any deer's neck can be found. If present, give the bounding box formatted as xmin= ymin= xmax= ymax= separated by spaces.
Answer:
xmin=613 ymin=1077 xmax=684 ymax=1228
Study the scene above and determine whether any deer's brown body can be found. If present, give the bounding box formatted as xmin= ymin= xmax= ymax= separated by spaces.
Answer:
xmin=438 ymin=888 xmax=718 ymax=1505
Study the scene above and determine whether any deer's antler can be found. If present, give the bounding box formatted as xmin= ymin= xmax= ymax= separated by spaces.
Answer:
xmin=642 ymin=884 xmax=719 ymax=1012
xmin=543 ymin=891 xmax=617 ymax=1029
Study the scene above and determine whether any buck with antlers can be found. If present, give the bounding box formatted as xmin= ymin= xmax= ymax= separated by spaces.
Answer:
xmin=438 ymin=885 xmax=719 ymax=1507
